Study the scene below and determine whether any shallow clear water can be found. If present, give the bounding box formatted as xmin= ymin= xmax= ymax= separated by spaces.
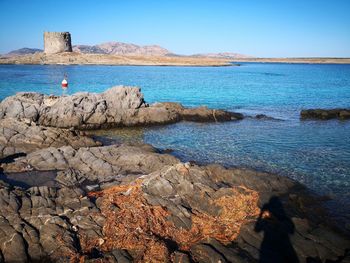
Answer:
xmin=1 ymin=63 xmax=350 ymax=221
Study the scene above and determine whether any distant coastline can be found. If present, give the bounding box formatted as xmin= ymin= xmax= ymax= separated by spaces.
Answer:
xmin=0 ymin=52 xmax=233 ymax=67
xmin=1 ymin=53 xmax=349 ymax=66
xmin=231 ymin=57 xmax=350 ymax=64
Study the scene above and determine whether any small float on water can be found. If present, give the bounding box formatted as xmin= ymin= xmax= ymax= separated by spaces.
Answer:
xmin=61 ymin=74 xmax=68 ymax=88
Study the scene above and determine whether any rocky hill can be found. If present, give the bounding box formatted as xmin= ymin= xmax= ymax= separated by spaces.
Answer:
xmin=73 ymin=42 xmax=171 ymax=56
xmin=5 ymin=47 xmax=43 ymax=56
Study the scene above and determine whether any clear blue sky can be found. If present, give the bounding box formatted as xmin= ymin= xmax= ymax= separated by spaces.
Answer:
xmin=0 ymin=0 xmax=349 ymax=57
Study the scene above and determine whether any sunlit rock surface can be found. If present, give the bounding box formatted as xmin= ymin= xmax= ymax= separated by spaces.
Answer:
xmin=0 ymin=118 xmax=100 ymax=159
xmin=0 ymin=87 xmax=348 ymax=262
xmin=0 ymin=146 xmax=349 ymax=262
xmin=0 ymin=86 xmax=242 ymax=129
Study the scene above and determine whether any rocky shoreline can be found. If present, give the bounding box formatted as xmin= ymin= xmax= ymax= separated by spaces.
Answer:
xmin=0 ymin=87 xmax=349 ymax=262
xmin=0 ymin=86 xmax=243 ymax=130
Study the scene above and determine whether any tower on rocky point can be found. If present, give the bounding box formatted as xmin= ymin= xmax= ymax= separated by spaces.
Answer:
xmin=43 ymin=32 xmax=72 ymax=54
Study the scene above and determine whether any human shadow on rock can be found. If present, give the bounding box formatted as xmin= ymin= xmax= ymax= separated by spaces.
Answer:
xmin=255 ymin=196 xmax=299 ymax=263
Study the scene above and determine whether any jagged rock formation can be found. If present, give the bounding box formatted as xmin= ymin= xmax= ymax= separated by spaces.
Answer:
xmin=0 ymin=148 xmax=349 ymax=262
xmin=44 ymin=32 xmax=72 ymax=54
xmin=0 ymin=118 xmax=100 ymax=159
xmin=301 ymin=108 xmax=350 ymax=120
xmin=73 ymin=42 xmax=170 ymax=56
xmin=0 ymin=86 xmax=243 ymax=129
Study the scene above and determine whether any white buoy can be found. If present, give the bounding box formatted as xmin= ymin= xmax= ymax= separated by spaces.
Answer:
xmin=61 ymin=78 xmax=68 ymax=88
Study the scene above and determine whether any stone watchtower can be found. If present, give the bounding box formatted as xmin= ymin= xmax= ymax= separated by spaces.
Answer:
xmin=44 ymin=32 xmax=72 ymax=54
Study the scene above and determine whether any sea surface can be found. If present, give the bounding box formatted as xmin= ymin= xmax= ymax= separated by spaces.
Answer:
xmin=0 ymin=63 xmax=350 ymax=223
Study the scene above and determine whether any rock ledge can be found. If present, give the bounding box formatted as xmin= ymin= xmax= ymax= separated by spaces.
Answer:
xmin=0 ymin=86 xmax=243 ymax=129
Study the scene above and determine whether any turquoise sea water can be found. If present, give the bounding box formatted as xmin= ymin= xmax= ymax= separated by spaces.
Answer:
xmin=0 ymin=63 xmax=350 ymax=222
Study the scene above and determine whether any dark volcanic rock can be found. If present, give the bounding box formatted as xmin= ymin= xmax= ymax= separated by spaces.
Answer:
xmin=0 ymin=118 xmax=100 ymax=159
xmin=0 ymin=86 xmax=243 ymax=129
xmin=300 ymin=108 xmax=350 ymax=120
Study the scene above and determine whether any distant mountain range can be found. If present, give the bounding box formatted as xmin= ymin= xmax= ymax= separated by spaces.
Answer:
xmin=6 ymin=48 xmax=43 ymax=56
xmin=192 ymin=52 xmax=252 ymax=59
xmin=73 ymin=42 xmax=171 ymax=56
xmin=3 ymin=42 xmax=249 ymax=58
